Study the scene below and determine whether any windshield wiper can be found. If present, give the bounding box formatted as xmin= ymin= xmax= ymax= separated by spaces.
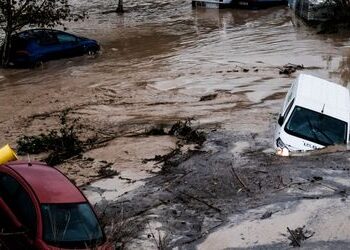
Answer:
xmin=307 ymin=117 xmax=335 ymax=146
xmin=316 ymin=129 xmax=335 ymax=145
xmin=307 ymin=117 xmax=321 ymax=142
xmin=316 ymin=114 xmax=335 ymax=145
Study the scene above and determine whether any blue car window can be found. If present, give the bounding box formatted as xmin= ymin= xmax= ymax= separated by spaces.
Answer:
xmin=37 ymin=32 xmax=59 ymax=46
xmin=57 ymin=34 xmax=77 ymax=43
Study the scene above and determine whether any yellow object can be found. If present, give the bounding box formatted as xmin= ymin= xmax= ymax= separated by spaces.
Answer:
xmin=0 ymin=144 xmax=18 ymax=165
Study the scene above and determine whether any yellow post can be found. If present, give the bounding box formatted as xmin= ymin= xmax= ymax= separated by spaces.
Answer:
xmin=0 ymin=144 xmax=18 ymax=165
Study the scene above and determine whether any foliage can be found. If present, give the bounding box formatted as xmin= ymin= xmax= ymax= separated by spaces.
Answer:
xmin=320 ymin=0 xmax=350 ymax=22
xmin=96 ymin=206 xmax=141 ymax=249
xmin=168 ymin=119 xmax=206 ymax=145
xmin=16 ymin=110 xmax=83 ymax=166
xmin=0 ymin=0 xmax=85 ymax=66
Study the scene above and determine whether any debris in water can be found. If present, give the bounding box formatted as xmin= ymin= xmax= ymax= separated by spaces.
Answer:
xmin=260 ymin=211 xmax=272 ymax=220
xmin=311 ymin=176 xmax=323 ymax=182
xmin=230 ymin=166 xmax=251 ymax=192
xmin=279 ymin=63 xmax=304 ymax=75
xmin=97 ymin=162 xmax=119 ymax=178
xmin=199 ymin=93 xmax=218 ymax=102
xmin=16 ymin=110 xmax=84 ymax=166
xmin=143 ymin=147 xmax=181 ymax=165
xmin=145 ymin=126 xmax=167 ymax=136
xmin=287 ymin=226 xmax=315 ymax=247
xmin=169 ymin=119 xmax=206 ymax=145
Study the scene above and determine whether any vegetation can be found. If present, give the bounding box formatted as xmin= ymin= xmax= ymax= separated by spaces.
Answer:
xmin=327 ymin=0 xmax=350 ymax=22
xmin=317 ymin=0 xmax=350 ymax=25
xmin=96 ymin=207 xmax=141 ymax=249
xmin=168 ymin=119 xmax=206 ymax=145
xmin=117 ymin=0 xmax=124 ymax=13
xmin=0 ymin=0 xmax=85 ymax=67
xmin=16 ymin=110 xmax=84 ymax=166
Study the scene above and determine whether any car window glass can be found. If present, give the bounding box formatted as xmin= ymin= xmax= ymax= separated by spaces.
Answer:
xmin=57 ymin=33 xmax=77 ymax=43
xmin=41 ymin=203 xmax=104 ymax=247
xmin=37 ymin=31 xmax=58 ymax=46
xmin=285 ymin=106 xmax=347 ymax=146
xmin=0 ymin=173 xmax=37 ymax=236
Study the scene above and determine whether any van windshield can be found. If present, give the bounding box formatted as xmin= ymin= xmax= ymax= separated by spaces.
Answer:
xmin=285 ymin=106 xmax=347 ymax=146
xmin=41 ymin=203 xmax=104 ymax=248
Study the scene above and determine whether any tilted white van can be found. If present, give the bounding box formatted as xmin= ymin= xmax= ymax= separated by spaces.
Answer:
xmin=274 ymin=74 xmax=350 ymax=152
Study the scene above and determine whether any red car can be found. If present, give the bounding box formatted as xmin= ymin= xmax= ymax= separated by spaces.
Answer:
xmin=0 ymin=161 xmax=109 ymax=249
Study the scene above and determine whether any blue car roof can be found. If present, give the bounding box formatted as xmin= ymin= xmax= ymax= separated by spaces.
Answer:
xmin=15 ymin=29 xmax=61 ymax=39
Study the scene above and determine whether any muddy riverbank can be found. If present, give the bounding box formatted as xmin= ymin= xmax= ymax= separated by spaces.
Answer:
xmin=1 ymin=1 xmax=350 ymax=249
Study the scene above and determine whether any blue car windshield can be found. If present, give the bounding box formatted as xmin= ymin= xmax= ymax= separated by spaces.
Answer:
xmin=285 ymin=106 xmax=347 ymax=146
xmin=41 ymin=203 xmax=104 ymax=248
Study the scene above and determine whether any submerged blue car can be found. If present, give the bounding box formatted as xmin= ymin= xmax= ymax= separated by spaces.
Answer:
xmin=8 ymin=29 xmax=100 ymax=67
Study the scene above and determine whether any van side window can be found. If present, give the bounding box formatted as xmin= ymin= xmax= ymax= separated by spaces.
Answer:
xmin=283 ymin=99 xmax=295 ymax=119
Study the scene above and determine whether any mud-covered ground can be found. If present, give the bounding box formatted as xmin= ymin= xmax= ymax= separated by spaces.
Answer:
xmin=1 ymin=1 xmax=350 ymax=249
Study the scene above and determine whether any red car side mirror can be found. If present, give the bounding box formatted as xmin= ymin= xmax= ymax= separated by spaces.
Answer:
xmin=0 ymin=197 xmax=23 ymax=229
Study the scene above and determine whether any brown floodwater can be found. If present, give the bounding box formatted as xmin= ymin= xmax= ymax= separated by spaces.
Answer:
xmin=1 ymin=2 xmax=350 ymax=248
xmin=0 ymin=0 xmax=350 ymax=182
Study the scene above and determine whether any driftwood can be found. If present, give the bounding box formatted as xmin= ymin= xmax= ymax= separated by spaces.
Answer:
xmin=166 ymin=188 xmax=221 ymax=213
xmin=180 ymin=191 xmax=222 ymax=213
xmin=278 ymin=63 xmax=304 ymax=75
xmin=230 ymin=167 xmax=251 ymax=192
xmin=287 ymin=227 xmax=301 ymax=247
xmin=286 ymin=226 xmax=315 ymax=247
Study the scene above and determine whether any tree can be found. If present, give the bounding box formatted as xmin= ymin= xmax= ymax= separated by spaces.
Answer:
xmin=0 ymin=0 xmax=85 ymax=67
xmin=116 ymin=0 xmax=124 ymax=13
xmin=321 ymin=0 xmax=350 ymax=22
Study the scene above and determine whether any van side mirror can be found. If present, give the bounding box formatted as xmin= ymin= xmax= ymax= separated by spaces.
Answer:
xmin=278 ymin=115 xmax=284 ymax=126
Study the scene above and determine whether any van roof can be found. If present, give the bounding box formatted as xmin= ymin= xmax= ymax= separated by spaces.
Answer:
xmin=294 ymin=74 xmax=350 ymax=122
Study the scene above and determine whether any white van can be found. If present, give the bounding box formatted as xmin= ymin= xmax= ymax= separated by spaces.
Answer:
xmin=192 ymin=0 xmax=234 ymax=8
xmin=274 ymin=74 xmax=350 ymax=152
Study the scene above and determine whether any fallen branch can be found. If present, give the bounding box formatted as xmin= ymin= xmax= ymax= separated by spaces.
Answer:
xmin=287 ymin=227 xmax=301 ymax=247
xmin=286 ymin=226 xmax=315 ymax=247
xmin=166 ymin=188 xmax=221 ymax=213
xmin=231 ymin=167 xmax=251 ymax=192
xmin=180 ymin=191 xmax=222 ymax=213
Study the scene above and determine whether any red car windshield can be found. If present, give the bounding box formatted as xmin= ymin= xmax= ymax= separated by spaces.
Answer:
xmin=41 ymin=203 xmax=104 ymax=248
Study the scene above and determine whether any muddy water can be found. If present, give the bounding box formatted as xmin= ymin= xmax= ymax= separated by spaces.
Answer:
xmin=1 ymin=4 xmax=350 ymax=143
xmin=1 ymin=1 xmax=350 ymax=249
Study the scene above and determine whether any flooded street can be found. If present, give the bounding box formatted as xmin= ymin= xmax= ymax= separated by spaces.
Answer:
xmin=1 ymin=0 xmax=350 ymax=249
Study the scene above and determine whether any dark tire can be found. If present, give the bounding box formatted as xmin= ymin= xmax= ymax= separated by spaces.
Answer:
xmin=30 ymin=59 xmax=44 ymax=69
xmin=87 ymin=50 xmax=96 ymax=56
xmin=86 ymin=47 xmax=99 ymax=56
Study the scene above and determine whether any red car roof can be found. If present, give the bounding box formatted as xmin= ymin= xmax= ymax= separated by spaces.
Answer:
xmin=3 ymin=161 xmax=86 ymax=204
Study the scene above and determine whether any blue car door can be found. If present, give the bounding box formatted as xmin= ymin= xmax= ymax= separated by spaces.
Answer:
xmin=56 ymin=32 xmax=84 ymax=58
xmin=36 ymin=31 xmax=61 ymax=61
